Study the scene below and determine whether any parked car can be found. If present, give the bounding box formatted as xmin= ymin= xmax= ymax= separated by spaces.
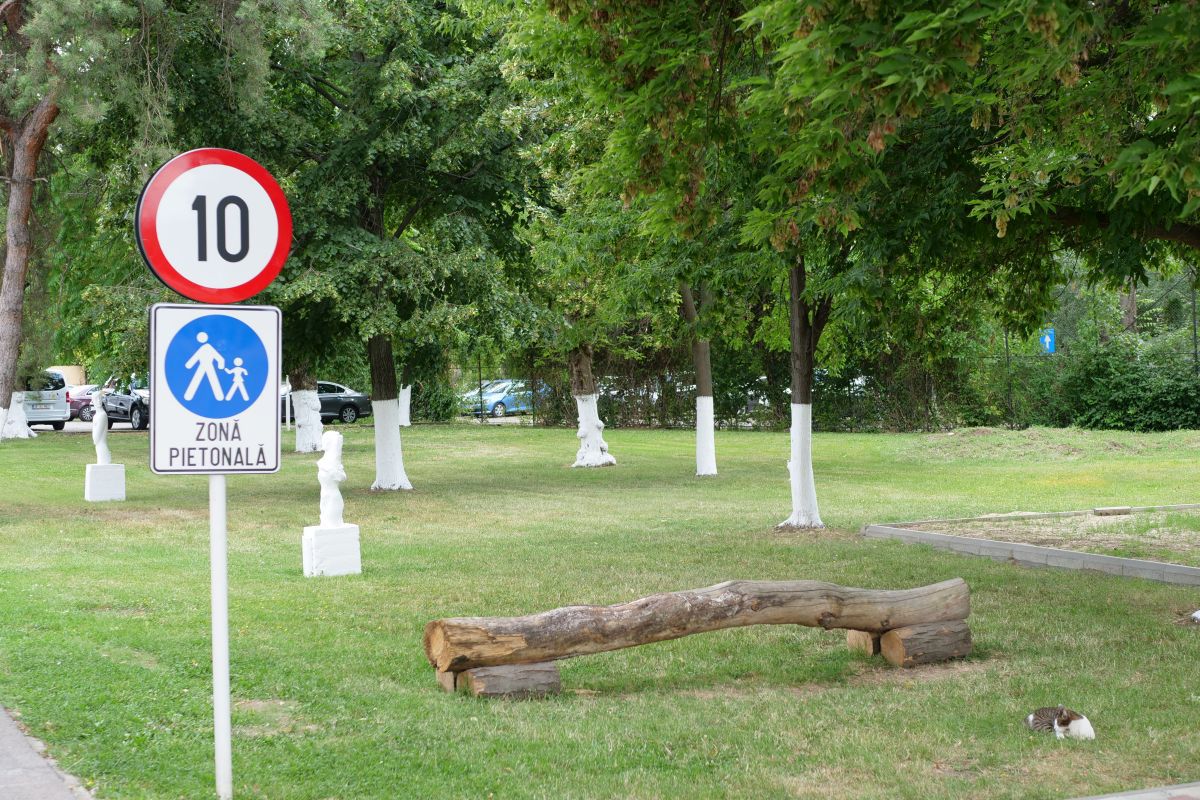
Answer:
xmin=23 ymin=370 xmax=71 ymax=430
xmin=460 ymin=379 xmax=540 ymax=417
xmin=282 ymin=381 xmax=372 ymax=424
xmin=101 ymin=375 xmax=150 ymax=429
xmin=68 ymin=384 xmax=101 ymax=421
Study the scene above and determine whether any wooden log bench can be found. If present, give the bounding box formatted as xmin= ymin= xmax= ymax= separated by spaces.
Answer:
xmin=424 ymin=578 xmax=971 ymax=698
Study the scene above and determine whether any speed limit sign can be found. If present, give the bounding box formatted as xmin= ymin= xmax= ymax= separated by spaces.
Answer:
xmin=136 ymin=148 xmax=292 ymax=304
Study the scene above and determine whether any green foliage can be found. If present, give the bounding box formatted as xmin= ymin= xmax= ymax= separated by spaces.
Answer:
xmin=1060 ymin=331 xmax=1200 ymax=432
xmin=411 ymin=377 xmax=459 ymax=423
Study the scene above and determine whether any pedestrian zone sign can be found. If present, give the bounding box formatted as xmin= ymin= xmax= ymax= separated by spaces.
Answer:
xmin=150 ymin=303 xmax=281 ymax=474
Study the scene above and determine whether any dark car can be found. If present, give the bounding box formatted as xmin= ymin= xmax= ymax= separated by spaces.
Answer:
xmin=69 ymin=384 xmax=101 ymax=421
xmin=283 ymin=381 xmax=372 ymax=424
xmin=101 ymin=376 xmax=150 ymax=429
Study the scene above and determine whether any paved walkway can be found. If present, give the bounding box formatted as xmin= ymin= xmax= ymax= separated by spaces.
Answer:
xmin=1073 ymin=783 xmax=1200 ymax=800
xmin=0 ymin=707 xmax=92 ymax=800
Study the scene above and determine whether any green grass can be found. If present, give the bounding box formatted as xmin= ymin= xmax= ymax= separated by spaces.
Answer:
xmin=1 ymin=424 xmax=1198 ymax=799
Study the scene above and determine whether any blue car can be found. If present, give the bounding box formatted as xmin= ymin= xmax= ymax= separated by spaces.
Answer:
xmin=460 ymin=379 xmax=539 ymax=417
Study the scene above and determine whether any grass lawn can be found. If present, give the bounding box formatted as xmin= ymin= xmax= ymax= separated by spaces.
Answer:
xmin=1 ymin=423 xmax=1198 ymax=799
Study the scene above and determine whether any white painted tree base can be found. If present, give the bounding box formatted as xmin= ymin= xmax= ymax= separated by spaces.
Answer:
xmin=85 ymin=464 xmax=126 ymax=502
xmin=695 ymin=395 xmax=717 ymax=476
xmin=398 ymin=385 xmax=412 ymax=427
xmin=573 ymin=394 xmax=615 ymax=468
xmin=302 ymin=524 xmax=361 ymax=577
xmin=778 ymin=403 xmax=824 ymax=529
xmin=1 ymin=393 xmax=35 ymax=439
xmin=292 ymin=390 xmax=324 ymax=452
xmin=371 ymin=398 xmax=413 ymax=490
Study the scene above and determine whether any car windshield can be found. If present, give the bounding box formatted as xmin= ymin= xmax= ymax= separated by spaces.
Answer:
xmin=487 ymin=382 xmax=513 ymax=395
xmin=31 ymin=371 xmax=65 ymax=391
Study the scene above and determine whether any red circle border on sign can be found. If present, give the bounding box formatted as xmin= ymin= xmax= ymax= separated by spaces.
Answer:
xmin=136 ymin=148 xmax=292 ymax=304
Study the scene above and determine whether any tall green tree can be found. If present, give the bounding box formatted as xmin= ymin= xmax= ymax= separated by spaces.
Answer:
xmin=267 ymin=0 xmax=538 ymax=487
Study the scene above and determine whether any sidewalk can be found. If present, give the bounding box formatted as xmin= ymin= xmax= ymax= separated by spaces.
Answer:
xmin=1072 ymin=783 xmax=1200 ymax=800
xmin=0 ymin=706 xmax=93 ymax=800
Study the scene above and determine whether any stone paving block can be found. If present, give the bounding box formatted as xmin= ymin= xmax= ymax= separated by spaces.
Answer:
xmin=1121 ymin=562 xmax=1167 ymax=581
xmin=1082 ymin=556 xmax=1125 ymax=576
xmin=1041 ymin=551 xmax=1086 ymax=569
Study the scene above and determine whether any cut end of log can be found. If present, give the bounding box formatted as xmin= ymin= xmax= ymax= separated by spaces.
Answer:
xmin=846 ymin=630 xmax=882 ymax=656
xmin=422 ymin=621 xmax=446 ymax=668
xmin=881 ymin=620 xmax=972 ymax=668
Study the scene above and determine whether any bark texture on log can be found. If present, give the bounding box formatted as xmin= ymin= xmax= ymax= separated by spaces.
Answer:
xmin=460 ymin=663 xmax=561 ymax=698
xmin=880 ymin=620 xmax=973 ymax=668
xmin=846 ymin=630 xmax=881 ymax=656
xmin=425 ymin=578 xmax=969 ymax=672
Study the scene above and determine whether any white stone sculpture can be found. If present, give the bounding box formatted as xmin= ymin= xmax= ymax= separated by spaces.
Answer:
xmin=317 ymin=431 xmax=347 ymax=527
xmin=92 ymin=403 xmax=112 ymax=465
xmin=85 ymin=400 xmax=125 ymax=502
xmin=302 ymin=430 xmax=361 ymax=577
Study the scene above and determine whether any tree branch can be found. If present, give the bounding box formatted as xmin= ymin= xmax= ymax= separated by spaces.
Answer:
xmin=678 ymin=282 xmax=699 ymax=325
xmin=1049 ymin=208 xmax=1200 ymax=251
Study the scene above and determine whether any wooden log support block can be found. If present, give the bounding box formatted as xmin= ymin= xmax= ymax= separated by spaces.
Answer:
xmin=424 ymin=578 xmax=970 ymax=672
xmin=846 ymin=630 xmax=881 ymax=656
xmin=881 ymin=620 xmax=972 ymax=668
xmin=460 ymin=663 xmax=561 ymax=698
xmin=435 ymin=669 xmax=459 ymax=693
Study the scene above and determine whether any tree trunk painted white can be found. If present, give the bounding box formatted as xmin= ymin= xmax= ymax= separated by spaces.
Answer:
xmin=371 ymin=398 xmax=413 ymax=490
xmin=695 ymin=395 xmax=717 ymax=476
xmin=1 ymin=392 xmax=35 ymax=439
xmin=779 ymin=403 xmax=822 ymax=528
xmin=292 ymin=390 xmax=324 ymax=453
xmin=573 ymin=394 xmax=615 ymax=468
xmin=398 ymin=385 xmax=412 ymax=427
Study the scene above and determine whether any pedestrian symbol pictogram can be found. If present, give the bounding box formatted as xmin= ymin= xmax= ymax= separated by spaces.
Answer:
xmin=164 ymin=314 xmax=269 ymax=419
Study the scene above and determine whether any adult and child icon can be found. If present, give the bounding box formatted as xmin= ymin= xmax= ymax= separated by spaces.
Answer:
xmin=183 ymin=331 xmax=250 ymax=403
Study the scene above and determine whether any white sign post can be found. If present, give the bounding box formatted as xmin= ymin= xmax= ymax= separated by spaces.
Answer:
xmin=150 ymin=304 xmax=280 ymax=800
xmin=137 ymin=148 xmax=291 ymax=800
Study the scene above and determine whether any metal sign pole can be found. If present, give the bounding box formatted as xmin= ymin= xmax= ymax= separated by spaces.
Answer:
xmin=209 ymin=474 xmax=233 ymax=800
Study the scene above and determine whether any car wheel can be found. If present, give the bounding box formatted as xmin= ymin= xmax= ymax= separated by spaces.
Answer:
xmin=339 ymin=405 xmax=359 ymax=424
xmin=130 ymin=405 xmax=146 ymax=430
xmin=52 ymin=421 xmax=65 ymax=431
xmin=79 ymin=405 xmax=95 ymax=422
xmin=491 ymin=402 xmax=506 ymax=418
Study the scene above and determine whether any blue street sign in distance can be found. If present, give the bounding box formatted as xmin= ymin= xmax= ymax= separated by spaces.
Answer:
xmin=1040 ymin=328 xmax=1056 ymax=354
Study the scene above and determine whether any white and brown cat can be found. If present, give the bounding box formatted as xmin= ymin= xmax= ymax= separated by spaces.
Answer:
xmin=1025 ymin=706 xmax=1095 ymax=740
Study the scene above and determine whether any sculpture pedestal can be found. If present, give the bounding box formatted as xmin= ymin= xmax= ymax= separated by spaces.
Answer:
xmin=85 ymin=464 xmax=125 ymax=502
xmin=302 ymin=524 xmax=361 ymax=577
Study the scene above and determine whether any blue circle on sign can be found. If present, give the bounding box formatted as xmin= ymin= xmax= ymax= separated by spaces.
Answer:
xmin=164 ymin=315 xmax=268 ymax=419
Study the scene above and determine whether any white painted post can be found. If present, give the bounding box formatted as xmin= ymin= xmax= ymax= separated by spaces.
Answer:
xmin=285 ymin=392 xmax=292 ymax=431
xmin=209 ymin=474 xmax=233 ymax=800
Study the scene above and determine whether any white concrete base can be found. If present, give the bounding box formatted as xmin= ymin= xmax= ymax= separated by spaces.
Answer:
xmin=302 ymin=524 xmax=361 ymax=577
xmin=85 ymin=464 xmax=126 ymax=502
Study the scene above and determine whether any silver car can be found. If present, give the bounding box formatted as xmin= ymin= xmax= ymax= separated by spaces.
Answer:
xmin=24 ymin=370 xmax=71 ymax=430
